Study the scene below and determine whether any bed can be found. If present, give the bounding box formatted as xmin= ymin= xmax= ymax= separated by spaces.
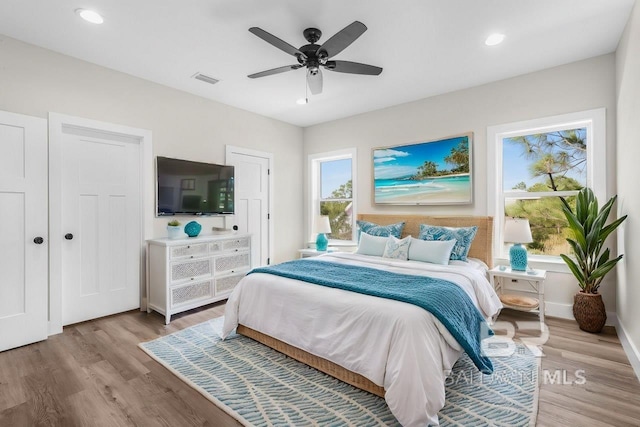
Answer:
xmin=222 ymin=215 xmax=501 ymax=426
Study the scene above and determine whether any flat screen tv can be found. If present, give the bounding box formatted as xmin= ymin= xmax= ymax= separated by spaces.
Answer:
xmin=156 ymin=156 xmax=234 ymax=216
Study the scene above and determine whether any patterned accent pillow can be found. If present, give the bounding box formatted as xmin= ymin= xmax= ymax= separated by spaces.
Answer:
xmin=383 ymin=236 xmax=411 ymax=260
xmin=356 ymin=220 xmax=405 ymax=238
xmin=418 ymin=224 xmax=478 ymax=261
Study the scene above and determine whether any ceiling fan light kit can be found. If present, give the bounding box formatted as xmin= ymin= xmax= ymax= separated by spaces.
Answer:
xmin=248 ymin=21 xmax=382 ymax=96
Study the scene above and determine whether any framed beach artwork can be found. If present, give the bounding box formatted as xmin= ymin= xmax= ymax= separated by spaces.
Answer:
xmin=373 ymin=133 xmax=473 ymax=205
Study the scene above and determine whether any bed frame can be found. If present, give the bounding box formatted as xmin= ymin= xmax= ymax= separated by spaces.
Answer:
xmin=237 ymin=215 xmax=494 ymax=397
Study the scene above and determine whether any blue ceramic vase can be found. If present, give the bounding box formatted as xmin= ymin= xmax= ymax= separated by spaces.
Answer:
xmin=184 ymin=221 xmax=202 ymax=237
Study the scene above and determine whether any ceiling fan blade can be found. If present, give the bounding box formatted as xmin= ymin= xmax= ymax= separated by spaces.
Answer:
xmin=307 ymin=68 xmax=323 ymax=95
xmin=317 ymin=21 xmax=367 ymax=58
xmin=249 ymin=27 xmax=307 ymax=60
xmin=324 ymin=60 xmax=382 ymax=75
xmin=248 ymin=64 xmax=302 ymax=79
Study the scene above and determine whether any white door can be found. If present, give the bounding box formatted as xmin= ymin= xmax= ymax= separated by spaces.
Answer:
xmin=59 ymin=129 xmax=141 ymax=325
xmin=0 ymin=110 xmax=48 ymax=352
xmin=226 ymin=146 xmax=271 ymax=266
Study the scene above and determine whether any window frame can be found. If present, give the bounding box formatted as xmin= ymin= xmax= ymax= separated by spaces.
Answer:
xmin=308 ymin=148 xmax=358 ymax=245
xmin=487 ymin=108 xmax=606 ymax=269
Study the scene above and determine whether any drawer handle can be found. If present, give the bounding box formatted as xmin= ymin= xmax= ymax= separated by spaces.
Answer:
xmin=235 ymin=249 xmax=238 ymax=252
xmin=191 ymin=277 xmax=194 ymax=281
xmin=190 ymin=256 xmax=194 ymax=259
xmin=187 ymin=245 xmax=191 ymax=249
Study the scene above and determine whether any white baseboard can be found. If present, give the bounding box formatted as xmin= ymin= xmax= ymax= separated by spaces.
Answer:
xmin=543 ymin=302 xmax=617 ymax=326
xmin=544 ymin=302 xmax=573 ymax=320
xmin=614 ymin=315 xmax=640 ymax=382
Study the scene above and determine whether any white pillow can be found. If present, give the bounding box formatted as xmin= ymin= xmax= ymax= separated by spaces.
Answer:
xmin=356 ymin=232 xmax=389 ymax=257
xmin=408 ymin=237 xmax=457 ymax=265
xmin=383 ymin=236 xmax=411 ymax=260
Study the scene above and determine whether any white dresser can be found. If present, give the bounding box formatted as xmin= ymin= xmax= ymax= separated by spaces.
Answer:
xmin=146 ymin=234 xmax=251 ymax=324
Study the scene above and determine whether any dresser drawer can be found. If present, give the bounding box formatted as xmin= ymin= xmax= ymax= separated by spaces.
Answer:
xmin=170 ymin=243 xmax=208 ymax=259
xmin=209 ymin=236 xmax=251 ymax=254
xmin=214 ymin=252 xmax=250 ymax=274
xmin=170 ymin=279 xmax=214 ymax=308
xmin=215 ymin=272 xmax=247 ymax=295
xmin=171 ymin=258 xmax=212 ymax=282
xmin=222 ymin=237 xmax=251 ymax=252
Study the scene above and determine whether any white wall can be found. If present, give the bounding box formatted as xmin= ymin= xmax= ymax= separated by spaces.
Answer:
xmin=616 ymin=1 xmax=640 ymax=368
xmin=0 ymin=35 xmax=304 ymax=264
xmin=304 ymin=54 xmax=618 ymax=317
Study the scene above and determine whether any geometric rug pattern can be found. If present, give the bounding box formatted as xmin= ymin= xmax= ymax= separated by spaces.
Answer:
xmin=140 ymin=317 xmax=538 ymax=426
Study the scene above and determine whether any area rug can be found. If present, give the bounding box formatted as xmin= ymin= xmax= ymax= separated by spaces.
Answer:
xmin=139 ymin=317 xmax=538 ymax=426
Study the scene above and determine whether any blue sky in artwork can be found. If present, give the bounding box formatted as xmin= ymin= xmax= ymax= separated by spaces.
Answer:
xmin=321 ymin=158 xmax=351 ymax=198
xmin=374 ymin=136 xmax=465 ymax=180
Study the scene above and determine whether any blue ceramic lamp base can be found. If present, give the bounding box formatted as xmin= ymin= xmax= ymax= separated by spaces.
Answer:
xmin=316 ymin=233 xmax=328 ymax=252
xmin=509 ymin=243 xmax=528 ymax=271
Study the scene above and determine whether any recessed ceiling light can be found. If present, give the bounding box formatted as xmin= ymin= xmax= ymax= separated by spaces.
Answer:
xmin=296 ymin=98 xmax=308 ymax=105
xmin=75 ymin=9 xmax=104 ymax=24
xmin=485 ymin=33 xmax=505 ymax=46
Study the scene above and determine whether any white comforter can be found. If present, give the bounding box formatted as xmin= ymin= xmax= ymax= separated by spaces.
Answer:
xmin=222 ymin=253 xmax=502 ymax=426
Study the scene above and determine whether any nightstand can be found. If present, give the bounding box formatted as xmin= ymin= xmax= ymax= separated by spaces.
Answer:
xmin=298 ymin=248 xmax=332 ymax=258
xmin=489 ymin=266 xmax=547 ymax=331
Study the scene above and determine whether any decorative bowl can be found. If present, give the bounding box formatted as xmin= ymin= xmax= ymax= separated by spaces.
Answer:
xmin=184 ymin=221 xmax=202 ymax=237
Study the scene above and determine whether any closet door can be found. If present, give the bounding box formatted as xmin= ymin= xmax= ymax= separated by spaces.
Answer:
xmin=0 ymin=110 xmax=48 ymax=352
xmin=59 ymin=129 xmax=141 ymax=325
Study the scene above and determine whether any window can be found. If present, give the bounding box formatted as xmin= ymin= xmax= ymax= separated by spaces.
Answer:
xmin=309 ymin=148 xmax=357 ymax=244
xmin=488 ymin=109 xmax=606 ymax=261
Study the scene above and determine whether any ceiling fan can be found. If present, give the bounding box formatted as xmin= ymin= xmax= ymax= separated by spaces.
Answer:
xmin=247 ymin=21 xmax=382 ymax=95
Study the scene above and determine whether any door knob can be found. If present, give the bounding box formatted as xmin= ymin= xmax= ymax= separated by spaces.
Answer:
xmin=33 ymin=237 xmax=44 ymax=244
xmin=65 ymin=233 xmax=74 ymax=240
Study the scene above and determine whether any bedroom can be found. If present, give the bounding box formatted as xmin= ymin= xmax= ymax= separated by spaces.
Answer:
xmin=1 ymin=0 xmax=639 ymax=426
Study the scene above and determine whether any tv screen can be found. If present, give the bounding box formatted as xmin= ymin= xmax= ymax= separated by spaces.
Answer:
xmin=156 ymin=156 xmax=234 ymax=216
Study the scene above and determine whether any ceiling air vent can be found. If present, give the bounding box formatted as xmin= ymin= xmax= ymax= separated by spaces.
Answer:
xmin=193 ymin=73 xmax=219 ymax=85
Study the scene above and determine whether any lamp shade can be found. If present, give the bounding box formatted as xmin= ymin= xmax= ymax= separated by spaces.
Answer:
xmin=315 ymin=216 xmax=332 ymax=234
xmin=503 ymin=218 xmax=533 ymax=243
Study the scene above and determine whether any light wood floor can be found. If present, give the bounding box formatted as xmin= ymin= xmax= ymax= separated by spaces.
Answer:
xmin=1 ymin=304 xmax=639 ymax=426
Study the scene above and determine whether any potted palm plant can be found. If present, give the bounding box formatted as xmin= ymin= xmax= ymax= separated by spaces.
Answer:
xmin=560 ymin=188 xmax=627 ymax=333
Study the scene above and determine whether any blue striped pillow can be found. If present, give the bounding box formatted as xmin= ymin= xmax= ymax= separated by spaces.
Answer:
xmin=356 ymin=220 xmax=405 ymax=239
xmin=419 ymin=224 xmax=478 ymax=261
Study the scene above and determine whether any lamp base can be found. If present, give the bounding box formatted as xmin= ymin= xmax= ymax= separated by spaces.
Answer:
xmin=509 ymin=243 xmax=528 ymax=271
xmin=316 ymin=233 xmax=328 ymax=252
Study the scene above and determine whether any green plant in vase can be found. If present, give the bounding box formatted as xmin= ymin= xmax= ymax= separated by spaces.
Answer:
xmin=560 ymin=187 xmax=627 ymax=332
xmin=167 ymin=220 xmax=183 ymax=240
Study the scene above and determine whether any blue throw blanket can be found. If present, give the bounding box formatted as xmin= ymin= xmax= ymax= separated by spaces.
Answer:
xmin=249 ymin=259 xmax=494 ymax=374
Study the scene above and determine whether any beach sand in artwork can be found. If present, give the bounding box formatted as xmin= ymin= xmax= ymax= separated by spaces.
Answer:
xmin=381 ymin=188 xmax=470 ymax=203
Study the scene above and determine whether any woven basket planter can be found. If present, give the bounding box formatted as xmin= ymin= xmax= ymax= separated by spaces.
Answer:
xmin=573 ymin=292 xmax=606 ymax=333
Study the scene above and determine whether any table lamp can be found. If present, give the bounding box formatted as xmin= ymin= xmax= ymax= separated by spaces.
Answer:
xmin=315 ymin=216 xmax=332 ymax=252
xmin=503 ymin=218 xmax=533 ymax=271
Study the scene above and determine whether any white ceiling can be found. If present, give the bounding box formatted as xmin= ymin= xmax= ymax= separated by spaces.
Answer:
xmin=0 ymin=0 xmax=635 ymax=127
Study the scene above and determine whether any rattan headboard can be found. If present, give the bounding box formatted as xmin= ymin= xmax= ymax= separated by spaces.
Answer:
xmin=356 ymin=214 xmax=494 ymax=268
